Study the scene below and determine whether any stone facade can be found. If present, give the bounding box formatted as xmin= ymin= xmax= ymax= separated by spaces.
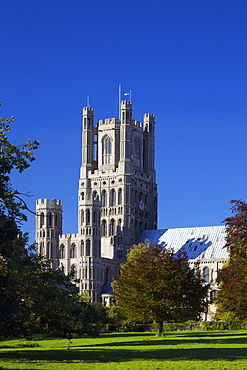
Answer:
xmin=36 ymin=99 xmax=228 ymax=318
xmin=36 ymin=100 xmax=158 ymax=302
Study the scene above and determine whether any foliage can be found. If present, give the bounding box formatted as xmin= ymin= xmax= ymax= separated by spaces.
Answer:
xmin=151 ymin=321 xmax=201 ymax=332
xmin=112 ymin=243 xmax=208 ymax=336
xmin=0 ymin=115 xmax=39 ymax=224
xmin=216 ymin=256 xmax=247 ymax=320
xmin=223 ymin=199 xmax=247 ymax=258
xmin=0 ymin=114 xmax=39 ymax=266
xmin=0 ymin=239 xmax=104 ymax=338
xmin=216 ymin=200 xmax=247 ymax=320
xmin=0 ymin=113 xmax=104 ymax=338
xmin=118 ymin=319 xmax=137 ymax=332
xmin=201 ymin=320 xmax=247 ymax=331
xmin=105 ymin=304 xmax=123 ymax=326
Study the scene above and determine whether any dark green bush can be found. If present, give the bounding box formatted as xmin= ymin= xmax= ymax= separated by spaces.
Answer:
xmin=202 ymin=320 xmax=247 ymax=331
xmin=163 ymin=323 xmax=186 ymax=331
xmin=118 ymin=320 xmax=137 ymax=332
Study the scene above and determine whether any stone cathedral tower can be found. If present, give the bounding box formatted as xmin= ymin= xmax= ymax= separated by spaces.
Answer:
xmin=36 ymin=100 xmax=157 ymax=302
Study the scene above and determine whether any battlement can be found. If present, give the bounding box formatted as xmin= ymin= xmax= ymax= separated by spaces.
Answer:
xmin=82 ymin=106 xmax=94 ymax=115
xmin=98 ymin=117 xmax=119 ymax=126
xmin=144 ymin=113 xmax=155 ymax=121
xmin=121 ymin=100 xmax=132 ymax=109
xmin=133 ymin=120 xmax=143 ymax=129
xmin=36 ymin=198 xmax=62 ymax=207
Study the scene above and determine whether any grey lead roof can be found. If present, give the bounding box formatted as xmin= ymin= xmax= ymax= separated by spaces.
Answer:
xmin=139 ymin=226 xmax=229 ymax=260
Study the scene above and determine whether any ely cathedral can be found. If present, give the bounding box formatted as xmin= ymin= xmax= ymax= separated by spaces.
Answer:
xmin=36 ymin=99 xmax=228 ymax=319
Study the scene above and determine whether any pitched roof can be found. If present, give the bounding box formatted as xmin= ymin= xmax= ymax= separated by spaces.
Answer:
xmin=139 ymin=226 xmax=229 ymax=260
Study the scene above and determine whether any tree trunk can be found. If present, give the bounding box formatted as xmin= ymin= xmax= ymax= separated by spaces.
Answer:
xmin=156 ymin=321 xmax=164 ymax=337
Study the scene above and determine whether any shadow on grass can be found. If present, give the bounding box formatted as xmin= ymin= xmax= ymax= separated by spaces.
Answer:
xmin=0 ymin=368 xmax=35 ymax=370
xmin=74 ymin=332 xmax=247 ymax=348
xmin=174 ymin=331 xmax=247 ymax=338
xmin=1 ymin=346 xmax=247 ymax=364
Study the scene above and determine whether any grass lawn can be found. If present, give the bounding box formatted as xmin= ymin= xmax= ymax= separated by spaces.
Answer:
xmin=1 ymin=330 xmax=247 ymax=370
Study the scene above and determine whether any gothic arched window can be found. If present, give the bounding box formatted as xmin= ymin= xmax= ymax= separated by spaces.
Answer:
xmin=118 ymin=188 xmax=122 ymax=205
xmin=92 ymin=190 xmax=98 ymax=200
xmin=70 ymin=244 xmax=77 ymax=258
xmin=86 ymin=209 xmax=90 ymax=225
xmin=101 ymin=190 xmax=107 ymax=207
xmin=203 ymin=267 xmax=210 ymax=283
xmin=102 ymin=135 xmax=112 ymax=164
xmin=110 ymin=189 xmax=116 ymax=206
xmin=86 ymin=239 xmax=91 ymax=256
xmin=60 ymin=244 xmax=65 ymax=259
xmin=109 ymin=219 xmax=116 ymax=236
xmin=55 ymin=213 xmax=58 ymax=227
xmin=101 ymin=219 xmax=107 ymax=236
xmin=80 ymin=210 xmax=84 ymax=225
xmin=210 ymin=290 xmax=217 ymax=302
xmin=40 ymin=212 xmax=44 ymax=228
xmin=80 ymin=240 xmax=84 ymax=256
xmin=47 ymin=212 xmax=52 ymax=228
xmin=117 ymin=219 xmax=122 ymax=233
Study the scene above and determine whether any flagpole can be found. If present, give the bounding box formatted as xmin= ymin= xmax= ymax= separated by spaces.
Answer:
xmin=118 ymin=84 xmax=121 ymax=121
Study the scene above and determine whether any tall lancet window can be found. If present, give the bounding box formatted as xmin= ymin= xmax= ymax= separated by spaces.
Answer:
xmin=102 ymin=135 xmax=112 ymax=164
xmin=101 ymin=190 xmax=107 ymax=207
xmin=110 ymin=189 xmax=116 ymax=206
xmin=134 ymin=138 xmax=141 ymax=167
xmin=118 ymin=188 xmax=122 ymax=205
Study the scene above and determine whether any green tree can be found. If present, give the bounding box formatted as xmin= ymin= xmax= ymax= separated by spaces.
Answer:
xmin=216 ymin=199 xmax=247 ymax=320
xmin=0 ymin=242 xmax=104 ymax=338
xmin=222 ymin=199 xmax=247 ymax=258
xmin=112 ymin=243 xmax=208 ymax=336
xmin=0 ymin=114 xmax=39 ymax=259
xmin=0 ymin=112 xmax=40 ymax=336
xmin=0 ymin=115 xmax=39 ymax=222
xmin=0 ymin=112 xmax=104 ymax=338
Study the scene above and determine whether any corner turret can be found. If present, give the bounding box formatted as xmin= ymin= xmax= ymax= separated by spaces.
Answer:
xmin=81 ymin=106 xmax=95 ymax=177
xmin=36 ymin=198 xmax=63 ymax=268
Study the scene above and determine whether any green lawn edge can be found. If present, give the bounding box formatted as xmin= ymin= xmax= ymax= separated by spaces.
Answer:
xmin=1 ymin=330 xmax=247 ymax=370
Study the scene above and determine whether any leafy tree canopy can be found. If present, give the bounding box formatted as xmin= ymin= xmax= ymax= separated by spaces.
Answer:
xmin=216 ymin=255 xmax=247 ymax=320
xmin=0 ymin=115 xmax=39 ymax=223
xmin=0 ymin=113 xmax=39 ymax=258
xmin=112 ymin=243 xmax=208 ymax=336
xmin=223 ymin=199 xmax=247 ymax=258
xmin=216 ymin=199 xmax=247 ymax=320
xmin=0 ymin=111 xmax=104 ymax=338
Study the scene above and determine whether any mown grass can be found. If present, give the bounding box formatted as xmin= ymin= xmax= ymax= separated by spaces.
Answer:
xmin=1 ymin=330 xmax=247 ymax=369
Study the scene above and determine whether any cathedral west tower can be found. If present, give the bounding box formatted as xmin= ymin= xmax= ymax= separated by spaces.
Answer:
xmin=36 ymin=99 xmax=157 ymax=302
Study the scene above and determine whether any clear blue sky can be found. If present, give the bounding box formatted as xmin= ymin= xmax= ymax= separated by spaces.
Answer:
xmin=1 ymin=0 xmax=247 ymax=243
